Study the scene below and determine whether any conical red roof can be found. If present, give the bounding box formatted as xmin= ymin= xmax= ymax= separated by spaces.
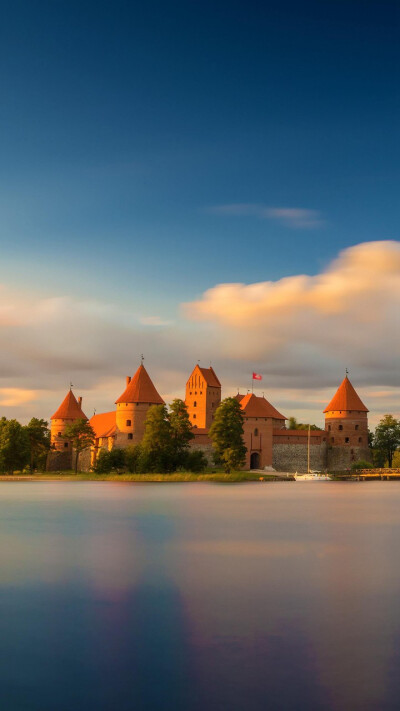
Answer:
xmin=324 ymin=376 xmax=368 ymax=413
xmin=239 ymin=393 xmax=286 ymax=420
xmin=51 ymin=390 xmax=88 ymax=420
xmin=115 ymin=364 xmax=164 ymax=405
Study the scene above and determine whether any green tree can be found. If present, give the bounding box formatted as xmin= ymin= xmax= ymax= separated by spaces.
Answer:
xmin=62 ymin=418 xmax=95 ymax=473
xmin=0 ymin=418 xmax=30 ymax=474
xmin=168 ymin=399 xmax=194 ymax=467
xmin=183 ymin=449 xmax=208 ymax=473
xmin=141 ymin=405 xmax=174 ymax=472
xmin=26 ymin=418 xmax=50 ymax=471
xmin=93 ymin=448 xmax=126 ymax=474
xmin=373 ymin=415 xmax=400 ymax=468
xmin=125 ymin=444 xmax=144 ymax=473
xmin=209 ymin=397 xmax=246 ymax=473
xmin=288 ymin=416 xmax=321 ymax=431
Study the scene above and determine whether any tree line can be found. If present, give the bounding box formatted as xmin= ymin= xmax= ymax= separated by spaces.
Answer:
xmin=0 ymin=405 xmax=399 ymax=474
xmin=0 ymin=418 xmax=50 ymax=475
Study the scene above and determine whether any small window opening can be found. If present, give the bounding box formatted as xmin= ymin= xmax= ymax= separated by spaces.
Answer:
xmin=338 ymin=425 xmax=343 ymax=431
xmin=345 ymin=437 xmax=350 ymax=443
xmin=64 ymin=442 xmax=69 ymax=448
xmin=126 ymin=420 xmax=131 ymax=426
xmin=254 ymin=428 xmax=259 ymax=436
xmin=193 ymin=401 xmax=197 ymax=407
xmin=128 ymin=433 xmax=133 ymax=440
xmin=355 ymin=425 xmax=359 ymax=430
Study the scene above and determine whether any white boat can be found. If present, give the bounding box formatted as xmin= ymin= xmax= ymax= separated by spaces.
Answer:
xmin=294 ymin=472 xmax=331 ymax=481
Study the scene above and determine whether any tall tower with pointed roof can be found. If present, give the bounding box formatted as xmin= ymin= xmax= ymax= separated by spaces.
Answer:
xmin=115 ymin=364 xmax=164 ymax=446
xmin=324 ymin=375 xmax=370 ymax=466
xmin=50 ymin=390 xmax=87 ymax=451
xmin=185 ymin=365 xmax=221 ymax=430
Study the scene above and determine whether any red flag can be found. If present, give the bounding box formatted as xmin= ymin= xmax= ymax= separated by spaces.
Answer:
xmin=252 ymin=372 xmax=262 ymax=381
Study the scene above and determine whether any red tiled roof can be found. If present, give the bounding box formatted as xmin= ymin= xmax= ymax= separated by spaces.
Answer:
xmin=324 ymin=376 xmax=368 ymax=413
xmin=90 ymin=411 xmax=116 ymax=438
xmin=51 ymin=390 xmax=87 ymax=420
xmin=115 ymin=364 xmax=164 ymax=405
xmin=198 ymin=366 xmax=221 ymax=388
xmin=239 ymin=393 xmax=286 ymax=420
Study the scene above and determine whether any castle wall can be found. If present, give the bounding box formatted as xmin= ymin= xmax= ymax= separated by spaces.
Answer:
xmin=326 ymin=445 xmax=372 ymax=471
xmin=189 ymin=436 xmax=214 ymax=465
xmin=272 ymin=442 xmax=328 ymax=472
xmin=46 ymin=449 xmax=73 ymax=471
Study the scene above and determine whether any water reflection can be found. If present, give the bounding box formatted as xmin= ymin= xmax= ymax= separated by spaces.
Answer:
xmin=0 ymin=482 xmax=399 ymax=710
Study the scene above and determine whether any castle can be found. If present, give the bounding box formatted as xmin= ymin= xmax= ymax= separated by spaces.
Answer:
xmin=48 ymin=363 xmax=371 ymax=472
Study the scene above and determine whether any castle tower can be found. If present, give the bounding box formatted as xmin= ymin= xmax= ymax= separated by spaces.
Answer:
xmin=115 ymin=364 xmax=164 ymax=446
xmin=324 ymin=375 xmax=370 ymax=467
xmin=185 ymin=365 xmax=221 ymax=429
xmin=50 ymin=390 xmax=87 ymax=451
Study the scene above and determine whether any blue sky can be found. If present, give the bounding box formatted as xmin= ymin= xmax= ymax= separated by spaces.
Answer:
xmin=0 ymin=0 xmax=399 ymax=423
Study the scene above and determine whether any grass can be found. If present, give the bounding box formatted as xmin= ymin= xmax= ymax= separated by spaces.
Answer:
xmin=0 ymin=470 xmax=278 ymax=482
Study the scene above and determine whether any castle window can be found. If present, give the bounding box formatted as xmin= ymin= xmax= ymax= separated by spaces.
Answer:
xmin=193 ymin=414 xmax=196 ymax=419
xmin=345 ymin=437 xmax=350 ymax=443
xmin=126 ymin=420 xmax=131 ymax=426
xmin=64 ymin=442 xmax=68 ymax=448
xmin=193 ymin=401 xmax=197 ymax=407
xmin=331 ymin=437 xmax=334 ymax=443
xmin=200 ymin=391 xmax=202 ymax=395
xmin=58 ymin=432 xmax=61 ymax=436
xmin=358 ymin=437 xmax=362 ymax=443
xmin=355 ymin=425 xmax=359 ymax=430
xmin=338 ymin=425 xmax=343 ymax=431
xmin=128 ymin=433 xmax=133 ymax=440
xmin=328 ymin=425 xmax=331 ymax=431
xmin=254 ymin=428 xmax=258 ymax=436
xmin=195 ymin=392 xmax=197 ymax=395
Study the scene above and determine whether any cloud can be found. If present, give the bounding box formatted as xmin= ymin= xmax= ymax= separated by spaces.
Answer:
xmin=139 ymin=316 xmax=173 ymax=327
xmin=207 ymin=204 xmax=324 ymax=228
xmin=0 ymin=388 xmax=37 ymax=407
xmin=185 ymin=240 xmax=400 ymax=395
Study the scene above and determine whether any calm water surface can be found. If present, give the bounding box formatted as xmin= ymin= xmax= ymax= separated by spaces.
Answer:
xmin=0 ymin=481 xmax=399 ymax=711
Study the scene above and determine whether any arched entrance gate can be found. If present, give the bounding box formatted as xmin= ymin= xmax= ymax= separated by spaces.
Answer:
xmin=250 ymin=452 xmax=260 ymax=469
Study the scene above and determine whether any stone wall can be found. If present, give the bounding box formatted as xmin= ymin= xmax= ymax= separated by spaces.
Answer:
xmin=46 ymin=450 xmax=72 ymax=471
xmin=189 ymin=435 xmax=214 ymax=465
xmin=327 ymin=446 xmax=372 ymax=471
xmin=77 ymin=446 xmax=93 ymax=473
xmin=272 ymin=442 xmax=328 ymax=472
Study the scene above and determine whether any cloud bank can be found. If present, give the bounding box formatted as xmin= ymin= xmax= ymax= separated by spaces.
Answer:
xmin=0 ymin=241 xmax=398 ymax=425
xmin=185 ymin=240 xmax=400 ymax=390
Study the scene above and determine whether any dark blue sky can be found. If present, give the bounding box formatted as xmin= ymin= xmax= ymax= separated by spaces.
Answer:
xmin=0 ymin=0 xmax=398 ymax=311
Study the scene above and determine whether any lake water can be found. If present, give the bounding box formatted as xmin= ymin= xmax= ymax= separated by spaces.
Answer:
xmin=0 ymin=481 xmax=399 ymax=710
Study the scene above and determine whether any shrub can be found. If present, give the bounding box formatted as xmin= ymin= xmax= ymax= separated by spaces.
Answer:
xmin=94 ymin=448 xmax=126 ymax=473
xmin=125 ymin=444 xmax=143 ymax=473
xmin=184 ymin=450 xmax=208 ymax=473
xmin=351 ymin=459 xmax=374 ymax=470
